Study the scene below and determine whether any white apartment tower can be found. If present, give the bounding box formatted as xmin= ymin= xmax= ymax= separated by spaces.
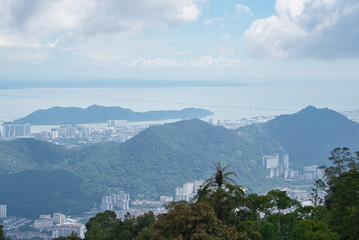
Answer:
xmin=0 ymin=205 xmax=7 ymax=219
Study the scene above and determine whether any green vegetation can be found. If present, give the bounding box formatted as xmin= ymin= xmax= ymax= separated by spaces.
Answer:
xmin=238 ymin=106 xmax=359 ymax=168
xmin=0 ymin=225 xmax=10 ymax=240
xmin=1 ymin=106 xmax=359 ymax=218
xmin=0 ymin=170 xmax=95 ymax=218
xmin=53 ymin=148 xmax=357 ymax=239
xmin=9 ymin=105 xmax=213 ymax=125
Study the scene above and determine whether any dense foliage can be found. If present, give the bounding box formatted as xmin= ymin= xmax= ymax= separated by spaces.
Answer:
xmin=51 ymin=148 xmax=358 ymax=240
xmin=9 ymin=105 xmax=213 ymax=125
xmin=51 ymin=148 xmax=359 ymax=240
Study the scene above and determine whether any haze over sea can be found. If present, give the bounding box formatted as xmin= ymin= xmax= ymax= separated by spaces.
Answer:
xmin=1 ymin=79 xmax=358 ymax=127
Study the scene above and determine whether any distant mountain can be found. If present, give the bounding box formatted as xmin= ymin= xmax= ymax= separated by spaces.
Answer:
xmin=1 ymin=106 xmax=359 ymax=217
xmin=0 ymin=120 xmax=275 ymax=217
xmin=8 ymin=105 xmax=213 ymax=125
xmin=237 ymin=106 xmax=359 ymax=168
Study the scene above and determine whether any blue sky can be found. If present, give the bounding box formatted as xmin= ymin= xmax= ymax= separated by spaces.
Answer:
xmin=0 ymin=0 xmax=358 ymax=82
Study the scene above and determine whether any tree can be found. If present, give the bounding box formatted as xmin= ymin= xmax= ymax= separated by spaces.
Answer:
xmin=203 ymin=162 xmax=238 ymax=190
xmin=257 ymin=190 xmax=300 ymax=240
xmin=310 ymin=179 xmax=325 ymax=208
xmin=0 ymin=225 xmax=9 ymax=240
xmin=85 ymin=210 xmax=119 ymax=240
xmin=137 ymin=201 xmax=244 ymax=240
xmin=85 ymin=210 xmax=155 ymax=240
xmin=290 ymin=219 xmax=339 ymax=240
xmin=320 ymin=148 xmax=359 ymax=239
xmin=196 ymin=163 xmax=244 ymax=225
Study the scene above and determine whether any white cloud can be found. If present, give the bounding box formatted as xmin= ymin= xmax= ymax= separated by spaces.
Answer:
xmin=0 ymin=0 xmax=203 ymax=46
xmin=88 ymin=53 xmax=247 ymax=68
xmin=244 ymin=0 xmax=359 ymax=59
xmin=190 ymin=56 xmax=248 ymax=68
xmin=235 ymin=4 xmax=253 ymax=16
xmin=203 ymin=19 xmax=213 ymax=26
xmin=0 ymin=38 xmax=11 ymax=47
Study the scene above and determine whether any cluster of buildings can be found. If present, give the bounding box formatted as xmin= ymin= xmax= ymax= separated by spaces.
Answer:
xmin=262 ymin=154 xmax=324 ymax=180
xmin=1 ymin=205 xmax=32 ymax=232
xmin=32 ymin=213 xmax=85 ymax=239
xmin=175 ymin=180 xmax=204 ymax=202
xmin=1 ymin=124 xmax=31 ymax=139
xmin=33 ymin=120 xmax=146 ymax=145
xmin=100 ymin=192 xmax=130 ymax=212
xmin=208 ymin=116 xmax=275 ymax=129
xmin=1 ymin=205 xmax=85 ymax=239
xmin=0 ymin=120 xmax=149 ymax=146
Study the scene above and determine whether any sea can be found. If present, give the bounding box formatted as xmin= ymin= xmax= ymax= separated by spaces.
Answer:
xmin=1 ymin=79 xmax=359 ymax=132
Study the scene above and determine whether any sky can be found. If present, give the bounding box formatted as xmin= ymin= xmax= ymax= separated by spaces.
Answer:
xmin=0 ymin=0 xmax=359 ymax=82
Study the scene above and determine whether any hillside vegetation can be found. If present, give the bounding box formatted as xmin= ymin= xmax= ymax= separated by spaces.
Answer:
xmin=1 ymin=106 xmax=359 ymax=217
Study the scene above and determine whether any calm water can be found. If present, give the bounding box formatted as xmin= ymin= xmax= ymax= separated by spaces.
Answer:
xmin=1 ymin=80 xmax=358 ymax=128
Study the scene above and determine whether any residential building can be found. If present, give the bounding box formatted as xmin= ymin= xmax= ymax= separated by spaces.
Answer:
xmin=0 ymin=205 xmax=7 ymax=219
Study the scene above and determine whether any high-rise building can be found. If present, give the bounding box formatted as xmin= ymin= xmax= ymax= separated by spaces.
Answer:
xmin=283 ymin=154 xmax=289 ymax=169
xmin=183 ymin=182 xmax=194 ymax=195
xmin=268 ymin=155 xmax=279 ymax=169
xmin=3 ymin=124 xmax=31 ymax=138
xmin=66 ymin=127 xmax=76 ymax=137
xmin=25 ymin=124 xmax=31 ymax=136
xmin=0 ymin=205 xmax=7 ymax=219
xmin=53 ymin=213 xmax=65 ymax=225
xmin=3 ymin=125 xmax=15 ymax=138
xmin=117 ymin=192 xmax=130 ymax=211
xmin=58 ymin=127 xmax=67 ymax=137
xmin=100 ymin=200 xmax=113 ymax=211
xmin=15 ymin=124 xmax=25 ymax=137
xmin=101 ymin=192 xmax=130 ymax=211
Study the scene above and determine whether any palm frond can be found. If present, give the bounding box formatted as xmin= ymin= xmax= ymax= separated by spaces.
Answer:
xmin=223 ymin=176 xmax=237 ymax=185
xmin=223 ymin=171 xmax=238 ymax=178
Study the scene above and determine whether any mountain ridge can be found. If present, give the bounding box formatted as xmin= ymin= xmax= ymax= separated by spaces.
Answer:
xmin=1 ymin=106 xmax=359 ymax=217
xmin=8 ymin=105 xmax=213 ymax=125
xmin=237 ymin=106 xmax=359 ymax=167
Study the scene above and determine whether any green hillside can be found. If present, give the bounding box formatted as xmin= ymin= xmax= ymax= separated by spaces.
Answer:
xmin=67 ymin=119 xmax=278 ymax=201
xmin=1 ymin=106 xmax=359 ymax=217
xmin=237 ymin=106 xmax=359 ymax=168
xmin=0 ymin=170 xmax=95 ymax=218
xmin=0 ymin=138 xmax=67 ymax=174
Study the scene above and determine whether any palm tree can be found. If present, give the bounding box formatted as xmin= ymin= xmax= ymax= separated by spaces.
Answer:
xmin=195 ymin=162 xmax=242 ymax=224
xmin=205 ymin=162 xmax=238 ymax=190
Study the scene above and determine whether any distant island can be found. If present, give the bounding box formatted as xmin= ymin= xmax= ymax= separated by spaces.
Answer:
xmin=8 ymin=105 xmax=213 ymax=125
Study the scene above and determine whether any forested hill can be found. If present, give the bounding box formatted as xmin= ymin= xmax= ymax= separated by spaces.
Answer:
xmin=0 ymin=119 xmax=273 ymax=217
xmin=237 ymin=105 xmax=359 ymax=168
xmin=8 ymin=105 xmax=213 ymax=125
xmin=1 ymin=106 xmax=359 ymax=217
